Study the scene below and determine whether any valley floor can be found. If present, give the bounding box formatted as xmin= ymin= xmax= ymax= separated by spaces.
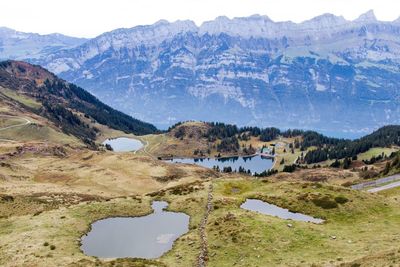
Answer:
xmin=0 ymin=114 xmax=400 ymax=266
xmin=1 ymin=139 xmax=400 ymax=266
xmin=1 ymin=59 xmax=400 ymax=266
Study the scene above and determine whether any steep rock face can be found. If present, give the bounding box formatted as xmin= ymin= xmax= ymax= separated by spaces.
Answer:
xmin=19 ymin=11 xmax=400 ymax=134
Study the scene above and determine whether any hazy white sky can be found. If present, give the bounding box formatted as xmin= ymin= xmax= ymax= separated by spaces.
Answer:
xmin=1 ymin=0 xmax=400 ymax=38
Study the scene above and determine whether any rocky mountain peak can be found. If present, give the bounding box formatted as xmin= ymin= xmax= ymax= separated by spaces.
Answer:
xmin=97 ymin=19 xmax=197 ymax=47
xmin=199 ymin=14 xmax=275 ymax=37
xmin=301 ymin=13 xmax=347 ymax=29
xmin=355 ymin=10 xmax=377 ymax=23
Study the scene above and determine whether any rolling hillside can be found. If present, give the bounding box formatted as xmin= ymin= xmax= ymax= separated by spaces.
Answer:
xmin=0 ymin=60 xmax=158 ymax=144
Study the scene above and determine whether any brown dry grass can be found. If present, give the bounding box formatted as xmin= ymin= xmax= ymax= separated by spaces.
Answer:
xmin=272 ymin=167 xmax=360 ymax=186
xmin=0 ymin=143 xmax=215 ymax=198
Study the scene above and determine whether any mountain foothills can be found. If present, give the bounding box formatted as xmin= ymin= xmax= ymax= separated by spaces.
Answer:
xmin=0 ymin=61 xmax=157 ymax=145
xmin=0 ymin=11 xmax=398 ymax=134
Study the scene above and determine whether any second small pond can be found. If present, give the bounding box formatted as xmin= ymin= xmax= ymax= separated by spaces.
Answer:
xmin=102 ymin=137 xmax=143 ymax=152
xmin=241 ymin=199 xmax=324 ymax=224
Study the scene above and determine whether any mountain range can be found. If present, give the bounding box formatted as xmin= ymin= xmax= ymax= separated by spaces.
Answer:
xmin=1 ymin=10 xmax=400 ymax=137
xmin=0 ymin=27 xmax=86 ymax=60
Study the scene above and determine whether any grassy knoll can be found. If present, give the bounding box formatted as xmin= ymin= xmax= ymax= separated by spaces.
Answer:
xmin=0 ymin=123 xmax=80 ymax=144
xmin=0 ymin=87 xmax=42 ymax=110
xmin=377 ymin=186 xmax=400 ymax=198
xmin=0 ymin=197 xmax=154 ymax=266
xmin=0 ymin=180 xmax=210 ymax=266
xmin=273 ymin=167 xmax=359 ymax=187
xmin=206 ymin=178 xmax=400 ymax=267
xmin=0 ymin=116 xmax=26 ymax=128
xmin=0 ymin=144 xmax=215 ymax=198
xmin=150 ymin=180 xmax=211 ymax=266
xmin=134 ymin=133 xmax=167 ymax=157
xmin=357 ymin=147 xmax=398 ymax=161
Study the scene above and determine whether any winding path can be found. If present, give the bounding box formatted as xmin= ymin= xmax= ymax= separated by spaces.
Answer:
xmin=351 ymin=173 xmax=400 ymax=192
xmin=0 ymin=115 xmax=31 ymax=132
xmin=135 ymin=139 xmax=153 ymax=157
xmin=367 ymin=180 xmax=400 ymax=193
xmin=351 ymin=174 xmax=400 ymax=190
xmin=197 ymin=183 xmax=213 ymax=267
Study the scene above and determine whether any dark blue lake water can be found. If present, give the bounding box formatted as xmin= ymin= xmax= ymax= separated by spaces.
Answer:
xmin=167 ymin=155 xmax=274 ymax=174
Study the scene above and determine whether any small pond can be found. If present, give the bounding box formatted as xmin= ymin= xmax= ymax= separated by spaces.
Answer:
xmin=166 ymin=155 xmax=273 ymax=174
xmin=80 ymin=201 xmax=190 ymax=259
xmin=241 ymin=199 xmax=324 ymax=224
xmin=102 ymin=137 xmax=143 ymax=152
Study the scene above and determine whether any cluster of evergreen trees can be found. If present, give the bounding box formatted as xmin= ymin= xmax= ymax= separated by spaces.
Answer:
xmin=242 ymin=144 xmax=256 ymax=155
xmin=174 ymin=126 xmax=186 ymax=139
xmin=304 ymin=126 xmax=400 ymax=164
xmin=330 ymin=157 xmax=353 ymax=169
xmin=282 ymin=164 xmax=297 ymax=172
xmin=212 ymin=165 xmax=275 ymax=176
xmin=168 ymin=120 xmax=400 ymax=166
xmin=300 ymin=131 xmax=344 ymax=149
xmin=201 ymin=122 xmax=305 ymax=146
xmin=389 ymin=152 xmax=400 ymax=172
xmin=34 ymin=79 xmax=159 ymax=143
xmin=42 ymin=101 xmax=98 ymax=143
xmin=65 ymin=82 xmax=158 ymax=135
xmin=217 ymin=137 xmax=240 ymax=152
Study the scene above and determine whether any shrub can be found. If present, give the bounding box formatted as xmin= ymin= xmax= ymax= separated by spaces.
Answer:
xmin=282 ymin=164 xmax=297 ymax=173
xmin=341 ymin=181 xmax=353 ymax=187
xmin=105 ymin=144 xmax=113 ymax=151
xmin=33 ymin=211 xmax=42 ymax=216
xmin=359 ymin=169 xmax=379 ymax=179
xmin=311 ymin=196 xmax=338 ymax=209
xmin=330 ymin=159 xmax=340 ymax=168
xmin=43 ymin=242 xmax=49 ymax=246
xmin=50 ymin=245 xmax=56 ymax=250
xmin=312 ymin=183 xmax=323 ymax=188
xmin=334 ymin=196 xmax=349 ymax=204
xmin=0 ymin=195 xmax=14 ymax=202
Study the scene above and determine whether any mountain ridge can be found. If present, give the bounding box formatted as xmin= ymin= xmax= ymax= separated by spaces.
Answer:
xmin=0 ymin=27 xmax=86 ymax=61
xmin=2 ymin=11 xmax=400 ymax=135
xmin=0 ymin=60 xmax=158 ymax=144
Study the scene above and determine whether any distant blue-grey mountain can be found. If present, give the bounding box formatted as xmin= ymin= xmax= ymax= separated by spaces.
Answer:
xmin=3 ymin=11 xmax=400 ymax=136
xmin=0 ymin=27 xmax=87 ymax=60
